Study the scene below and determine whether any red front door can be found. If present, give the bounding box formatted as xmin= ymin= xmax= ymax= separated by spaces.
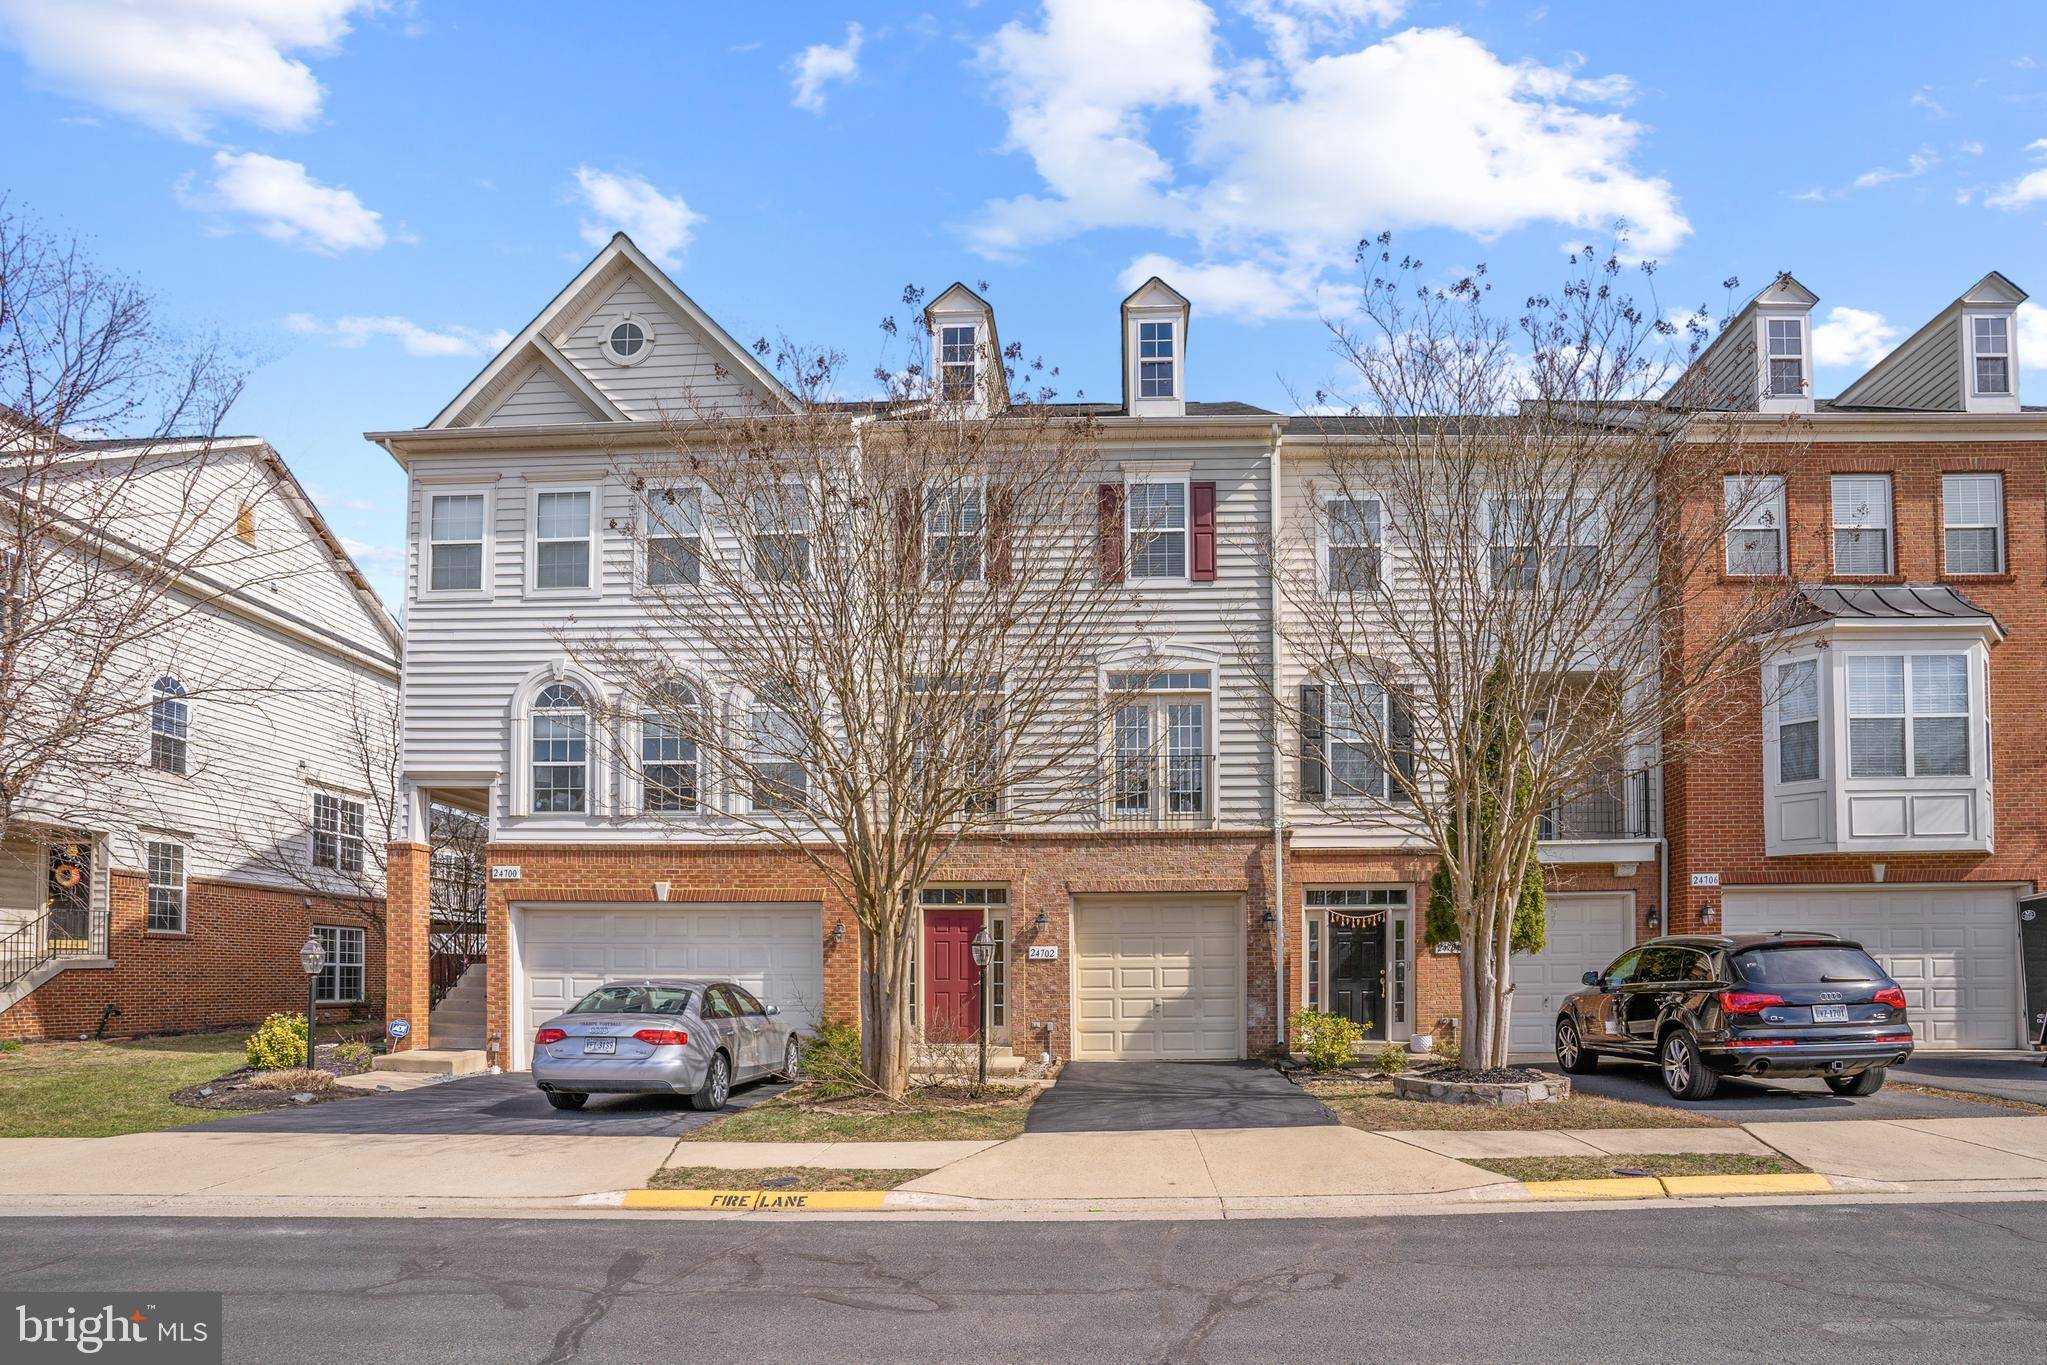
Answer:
xmin=923 ymin=910 xmax=983 ymax=1041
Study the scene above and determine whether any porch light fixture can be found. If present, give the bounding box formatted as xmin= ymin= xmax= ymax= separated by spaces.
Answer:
xmin=970 ymin=929 xmax=995 ymax=1086
xmin=1034 ymin=909 xmax=1048 ymax=931
xmin=1260 ymin=911 xmax=1275 ymax=928
xmin=832 ymin=919 xmax=846 ymax=946
xmin=298 ymin=935 xmax=327 ymax=1069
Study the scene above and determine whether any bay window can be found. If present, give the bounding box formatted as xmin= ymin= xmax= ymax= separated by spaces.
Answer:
xmin=1845 ymin=654 xmax=1970 ymax=779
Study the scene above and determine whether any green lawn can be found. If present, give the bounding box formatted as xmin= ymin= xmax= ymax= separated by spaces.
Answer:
xmin=1302 ymin=1076 xmax=1730 ymax=1131
xmin=679 ymin=1087 xmax=1039 ymax=1143
xmin=0 ymin=1023 xmax=375 ymax=1138
xmin=650 ymin=1165 xmax=925 ymax=1192
xmin=1465 ymin=1152 xmax=1806 ymax=1182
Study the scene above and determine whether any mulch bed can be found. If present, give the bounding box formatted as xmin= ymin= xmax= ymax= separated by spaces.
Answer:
xmin=169 ymin=1069 xmax=364 ymax=1113
xmin=1419 ymin=1066 xmax=1550 ymax=1085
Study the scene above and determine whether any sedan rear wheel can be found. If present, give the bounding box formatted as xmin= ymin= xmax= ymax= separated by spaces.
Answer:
xmin=1659 ymin=1029 xmax=1719 ymax=1100
xmin=690 ymin=1053 xmax=731 ymax=1112
xmin=1555 ymin=1018 xmax=1599 ymax=1074
xmin=776 ymin=1036 xmax=802 ymax=1081
xmin=1825 ymin=1067 xmax=1886 ymax=1096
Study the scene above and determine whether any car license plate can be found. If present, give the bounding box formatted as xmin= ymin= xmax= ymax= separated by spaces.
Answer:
xmin=1812 ymin=1005 xmax=1850 ymax=1023
xmin=582 ymin=1037 xmax=617 ymax=1055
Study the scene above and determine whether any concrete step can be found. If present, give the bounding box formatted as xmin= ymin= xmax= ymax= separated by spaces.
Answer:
xmin=372 ymin=1048 xmax=487 ymax=1076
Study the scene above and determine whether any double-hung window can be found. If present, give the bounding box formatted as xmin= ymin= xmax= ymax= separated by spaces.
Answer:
xmin=145 ymin=840 xmax=185 ymax=932
xmin=1973 ymin=316 xmax=2011 ymax=396
xmin=1846 ymin=654 xmax=1970 ymax=779
xmin=1127 ymin=478 xmax=1188 ymax=579
xmin=148 ymin=676 xmax=189 ymax=775
xmin=1774 ymin=660 xmax=1820 ymax=783
xmin=1942 ymin=473 xmax=2003 ymax=575
xmin=314 ymin=925 xmax=366 ymax=1004
xmin=1327 ymin=683 xmax=1390 ymax=799
xmin=939 ymin=325 xmax=977 ymax=401
xmin=1326 ymin=496 xmax=1382 ymax=591
xmin=1831 ymin=475 xmax=1892 ymax=575
xmin=427 ymin=493 xmax=486 ymax=593
xmin=752 ymin=485 xmax=811 ymax=582
xmin=530 ymin=682 xmax=589 ymax=813
xmin=748 ymin=684 xmax=808 ymax=812
xmin=1766 ymin=318 xmax=1806 ymax=398
xmin=642 ymin=683 xmax=701 ymax=814
xmin=1490 ymin=497 xmax=1598 ymax=591
xmin=647 ymin=486 xmax=702 ymax=586
xmin=533 ymin=490 xmax=593 ymax=591
xmin=1138 ymin=321 xmax=1175 ymax=398
xmin=1725 ymin=474 xmax=1787 ymax=576
xmin=925 ymin=482 xmax=984 ymax=583
xmin=311 ymin=792 xmax=366 ymax=874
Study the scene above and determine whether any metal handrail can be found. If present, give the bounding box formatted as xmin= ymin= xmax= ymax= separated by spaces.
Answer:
xmin=0 ymin=904 xmax=108 ymax=992
xmin=1540 ymin=766 xmax=1657 ymax=841
xmin=1104 ymin=752 xmax=1217 ymax=829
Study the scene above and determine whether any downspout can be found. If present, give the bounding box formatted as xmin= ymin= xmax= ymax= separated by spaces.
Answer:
xmin=1268 ymin=421 xmax=1287 ymax=1051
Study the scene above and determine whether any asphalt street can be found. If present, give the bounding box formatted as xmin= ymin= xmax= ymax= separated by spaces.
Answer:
xmin=5 ymin=1203 xmax=2046 ymax=1363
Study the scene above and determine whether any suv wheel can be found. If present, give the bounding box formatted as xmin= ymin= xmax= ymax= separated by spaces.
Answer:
xmin=1825 ymin=1067 xmax=1885 ymax=1096
xmin=1555 ymin=1018 xmax=1599 ymax=1074
xmin=1659 ymin=1029 xmax=1719 ymax=1101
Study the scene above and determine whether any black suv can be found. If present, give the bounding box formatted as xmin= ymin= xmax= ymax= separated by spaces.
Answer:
xmin=1554 ymin=933 xmax=1915 ymax=1099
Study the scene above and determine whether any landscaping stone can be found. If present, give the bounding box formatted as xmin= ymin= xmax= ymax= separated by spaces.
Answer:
xmin=1391 ymin=1070 xmax=1571 ymax=1106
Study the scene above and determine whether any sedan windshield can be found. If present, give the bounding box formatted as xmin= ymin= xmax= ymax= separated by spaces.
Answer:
xmin=566 ymin=985 xmax=693 ymax=1016
xmin=1732 ymin=946 xmax=1885 ymax=986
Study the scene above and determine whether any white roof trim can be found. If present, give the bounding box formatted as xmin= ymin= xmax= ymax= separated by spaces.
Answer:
xmin=530 ymin=336 xmax=628 ymax=422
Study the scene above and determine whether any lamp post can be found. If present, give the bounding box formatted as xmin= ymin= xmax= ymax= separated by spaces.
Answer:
xmin=969 ymin=928 xmax=995 ymax=1087
xmin=298 ymin=935 xmax=327 ymax=1069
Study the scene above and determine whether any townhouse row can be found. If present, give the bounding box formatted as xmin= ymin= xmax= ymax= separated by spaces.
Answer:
xmin=374 ymin=240 xmax=2046 ymax=1068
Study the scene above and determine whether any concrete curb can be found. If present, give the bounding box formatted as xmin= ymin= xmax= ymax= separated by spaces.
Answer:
xmin=1523 ymin=1172 xmax=1835 ymax=1200
xmin=621 ymin=1189 xmax=889 ymax=1211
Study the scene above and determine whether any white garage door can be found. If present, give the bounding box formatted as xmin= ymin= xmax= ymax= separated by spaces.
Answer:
xmin=1073 ymin=897 xmax=1243 ymax=1060
xmin=1509 ymin=894 xmax=1634 ymax=1057
xmin=1722 ymin=887 xmax=2018 ymax=1048
xmin=514 ymin=903 xmax=824 ymax=1069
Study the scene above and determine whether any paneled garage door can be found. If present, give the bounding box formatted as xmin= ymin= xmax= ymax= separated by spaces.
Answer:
xmin=1508 ymin=893 xmax=1634 ymax=1057
xmin=1722 ymin=887 xmax=2019 ymax=1048
xmin=1072 ymin=897 xmax=1243 ymax=1060
xmin=513 ymin=904 xmax=824 ymax=1069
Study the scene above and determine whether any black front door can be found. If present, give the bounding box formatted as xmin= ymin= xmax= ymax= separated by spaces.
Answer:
xmin=47 ymin=844 xmax=91 ymax=942
xmin=1330 ymin=921 xmax=1387 ymax=1041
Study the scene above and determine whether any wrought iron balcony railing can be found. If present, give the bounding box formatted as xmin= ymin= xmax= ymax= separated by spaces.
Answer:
xmin=1539 ymin=766 xmax=1657 ymax=841
xmin=1104 ymin=752 xmax=1216 ymax=829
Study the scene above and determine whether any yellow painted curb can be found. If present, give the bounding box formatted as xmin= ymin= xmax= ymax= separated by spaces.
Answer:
xmin=1522 ymin=1177 xmax=1665 ymax=1201
xmin=1659 ymin=1172 xmax=1833 ymax=1198
xmin=622 ymin=1189 xmax=890 ymax=1211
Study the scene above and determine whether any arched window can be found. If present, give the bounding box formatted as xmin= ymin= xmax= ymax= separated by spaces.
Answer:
xmin=149 ymin=676 xmax=189 ymax=775
xmin=530 ymin=682 xmax=588 ymax=814
xmin=642 ymin=682 xmax=701 ymax=814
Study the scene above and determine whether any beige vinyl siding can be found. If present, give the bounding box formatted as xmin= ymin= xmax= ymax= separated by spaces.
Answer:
xmin=0 ymin=834 xmax=41 ymax=930
xmin=483 ymin=361 xmax=604 ymax=427
xmin=556 ymin=276 xmax=768 ymax=420
xmin=1834 ymin=317 xmax=1961 ymax=412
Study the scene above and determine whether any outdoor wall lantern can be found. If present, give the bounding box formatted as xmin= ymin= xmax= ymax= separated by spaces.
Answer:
xmin=969 ymin=929 xmax=996 ymax=1086
xmin=1260 ymin=911 xmax=1276 ymax=928
xmin=831 ymin=919 xmax=846 ymax=946
xmin=1034 ymin=909 xmax=1048 ymax=931
xmin=297 ymin=935 xmax=327 ymax=1069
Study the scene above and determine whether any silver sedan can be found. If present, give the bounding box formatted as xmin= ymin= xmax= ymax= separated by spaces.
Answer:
xmin=531 ymin=978 xmax=802 ymax=1111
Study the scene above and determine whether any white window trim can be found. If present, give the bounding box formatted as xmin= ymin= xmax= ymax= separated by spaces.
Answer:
xmin=1942 ymin=471 xmax=2005 ymax=576
xmin=1323 ymin=680 xmax=1395 ymax=803
xmin=1485 ymin=495 xmax=1602 ymax=591
xmin=527 ymin=484 xmax=600 ymax=597
xmin=1320 ymin=493 xmax=1385 ymax=593
xmin=1724 ymin=474 xmax=1788 ymax=576
xmin=1831 ymin=474 xmax=1894 ymax=577
xmin=1967 ymin=312 xmax=2012 ymax=399
xmin=309 ymin=790 xmax=367 ymax=875
xmin=1103 ymin=665 xmax=1217 ymax=818
xmin=745 ymin=685 xmax=810 ymax=815
xmin=936 ymin=322 xmax=980 ymax=406
xmin=602 ymin=313 xmax=655 ymax=368
xmin=1136 ymin=319 xmax=1178 ymax=400
xmin=313 ymin=924 xmax=367 ymax=1004
xmin=1843 ymin=650 xmax=1977 ymax=781
xmin=509 ymin=666 xmax=610 ymax=820
xmin=1123 ymin=472 xmax=1192 ymax=584
xmin=1768 ymin=655 xmax=1826 ymax=787
xmin=144 ymin=838 xmax=187 ymax=934
xmin=628 ymin=681 xmax=710 ymax=819
xmin=751 ymin=478 xmax=815 ymax=584
xmin=642 ymin=480 xmax=706 ymax=590
xmin=147 ymin=675 xmax=190 ymax=777
xmin=1301 ymin=885 xmax=1416 ymax=1042
xmin=924 ymin=477 xmax=986 ymax=585
xmin=1763 ymin=315 xmax=1808 ymax=399
xmin=420 ymin=485 xmax=494 ymax=602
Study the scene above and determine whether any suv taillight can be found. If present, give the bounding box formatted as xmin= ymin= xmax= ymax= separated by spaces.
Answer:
xmin=1719 ymin=990 xmax=1785 ymax=1016
xmin=633 ymin=1028 xmax=688 ymax=1047
xmin=1873 ymin=987 xmax=1908 ymax=1010
xmin=535 ymin=1027 xmax=567 ymax=1045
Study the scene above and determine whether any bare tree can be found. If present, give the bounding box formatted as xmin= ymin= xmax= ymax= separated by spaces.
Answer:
xmin=0 ymin=203 xmax=291 ymax=846
xmin=568 ymin=303 xmax=1145 ymax=1097
xmin=1268 ymin=239 xmax=1808 ymax=1068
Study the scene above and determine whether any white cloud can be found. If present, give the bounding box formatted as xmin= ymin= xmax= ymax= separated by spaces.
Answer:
xmin=1960 ymin=139 xmax=1985 ymax=156
xmin=180 ymin=151 xmax=386 ymax=253
xmin=1986 ymin=139 xmax=2047 ymax=210
xmin=1811 ymin=306 xmax=1898 ymax=370
xmin=1239 ymin=0 xmax=1407 ymax=68
xmin=971 ymin=5 xmax=1688 ymax=319
xmin=1119 ymin=252 xmax=1358 ymax=321
xmin=284 ymin=312 xmax=510 ymax=358
xmin=790 ymin=22 xmax=863 ymax=114
xmin=571 ymin=166 xmax=703 ymax=266
xmin=1910 ymin=86 xmax=1949 ymax=118
xmin=1853 ymin=148 xmax=1937 ymax=189
xmin=0 ymin=0 xmax=375 ymax=140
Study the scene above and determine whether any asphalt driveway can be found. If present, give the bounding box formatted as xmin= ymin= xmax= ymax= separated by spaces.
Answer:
xmin=1894 ymin=1052 xmax=2047 ymax=1106
xmin=1027 ymin=1061 xmax=1335 ymax=1133
xmin=1552 ymin=1058 xmax=2022 ymax=1123
xmin=184 ymin=1071 xmax=795 ymax=1138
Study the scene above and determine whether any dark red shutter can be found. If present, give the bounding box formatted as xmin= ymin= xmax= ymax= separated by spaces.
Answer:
xmin=1097 ymin=483 xmax=1124 ymax=583
xmin=985 ymin=489 xmax=1013 ymax=584
xmin=896 ymin=488 xmax=922 ymax=587
xmin=1190 ymin=481 xmax=1217 ymax=581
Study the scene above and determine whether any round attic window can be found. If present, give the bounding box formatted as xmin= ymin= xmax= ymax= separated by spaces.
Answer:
xmin=605 ymin=317 xmax=652 ymax=366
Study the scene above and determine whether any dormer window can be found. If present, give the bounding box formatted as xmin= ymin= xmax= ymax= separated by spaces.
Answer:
xmin=1766 ymin=318 xmax=1806 ymax=397
xmin=1972 ymin=316 xmax=2011 ymax=396
xmin=1138 ymin=321 xmax=1176 ymax=398
xmin=939 ymin=325 xmax=977 ymax=402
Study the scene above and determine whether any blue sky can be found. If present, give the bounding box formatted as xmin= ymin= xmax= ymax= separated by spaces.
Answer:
xmin=2 ymin=1 xmax=2043 ymax=607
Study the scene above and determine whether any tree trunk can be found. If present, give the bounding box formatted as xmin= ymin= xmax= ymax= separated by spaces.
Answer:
xmin=857 ymin=911 xmax=917 ymax=1100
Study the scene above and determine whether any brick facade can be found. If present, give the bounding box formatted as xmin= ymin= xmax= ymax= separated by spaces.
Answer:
xmin=0 ymin=871 xmax=385 ymax=1042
